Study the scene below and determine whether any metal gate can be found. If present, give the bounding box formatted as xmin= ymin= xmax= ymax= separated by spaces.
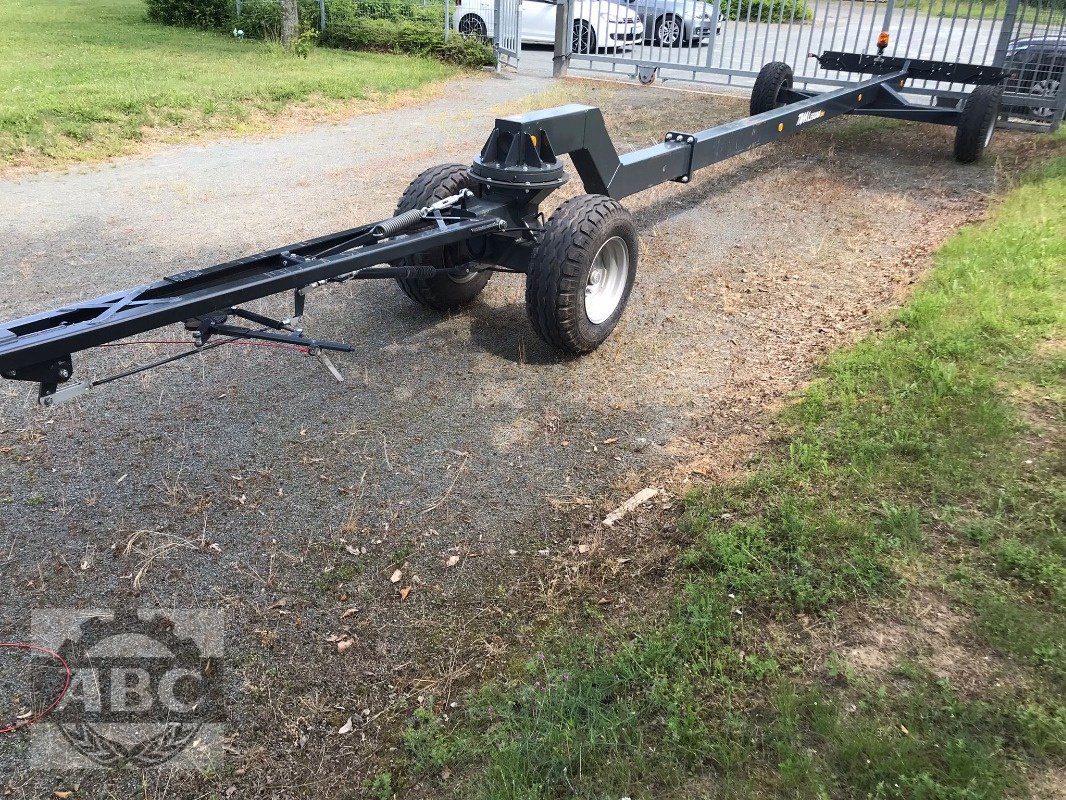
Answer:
xmin=559 ymin=0 xmax=1065 ymax=131
xmin=494 ymin=0 xmax=523 ymax=69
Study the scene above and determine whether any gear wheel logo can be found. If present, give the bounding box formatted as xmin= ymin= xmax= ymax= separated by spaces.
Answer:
xmin=29 ymin=607 xmax=224 ymax=769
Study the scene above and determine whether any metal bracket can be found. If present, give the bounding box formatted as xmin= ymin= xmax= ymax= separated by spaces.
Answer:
xmin=664 ymin=132 xmax=697 ymax=184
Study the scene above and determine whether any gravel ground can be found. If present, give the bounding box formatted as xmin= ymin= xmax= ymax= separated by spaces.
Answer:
xmin=0 ymin=69 xmax=1058 ymax=798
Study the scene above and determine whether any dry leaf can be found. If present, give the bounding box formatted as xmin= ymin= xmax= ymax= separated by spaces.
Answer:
xmin=399 ymin=586 xmax=412 ymax=601
xmin=340 ymin=607 xmax=358 ymax=619
xmin=389 ymin=568 xmax=403 ymax=583
xmin=54 ymin=793 xmax=74 ymax=799
xmin=336 ymin=638 xmax=354 ymax=653
xmin=603 ymin=437 xmax=618 ymax=445
xmin=577 ymin=544 xmax=591 ymax=554
xmin=337 ymin=717 xmax=354 ymax=735
xmin=900 ymin=724 xmax=909 ymax=736
xmin=445 ymin=555 xmax=460 ymax=568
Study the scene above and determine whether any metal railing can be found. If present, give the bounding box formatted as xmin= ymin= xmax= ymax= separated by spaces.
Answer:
xmin=557 ymin=0 xmax=1064 ymax=130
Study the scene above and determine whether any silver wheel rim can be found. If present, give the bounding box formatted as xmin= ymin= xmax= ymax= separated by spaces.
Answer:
xmin=459 ymin=15 xmax=484 ymax=37
xmin=1030 ymin=78 xmax=1060 ymax=119
xmin=584 ymin=236 xmax=629 ymax=325
xmin=449 ymin=268 xmax=480 ymax=284
xmin=659 ymin=19 xmax=680 ymax=44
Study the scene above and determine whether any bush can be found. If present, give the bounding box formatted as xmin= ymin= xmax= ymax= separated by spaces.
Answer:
xmin=146 ymin=0 xmax=234 ymax=28
xmin=146 ymin=0 xmax=490 ymax=66
xmin=723 ymin=0 xmax=812 ymax=23
xmin=324 ymin=16 xmax=493 ymax=67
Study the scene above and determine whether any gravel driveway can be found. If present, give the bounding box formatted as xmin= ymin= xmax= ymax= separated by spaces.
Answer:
xmin=0 ymin=70 xmax=1053 ymax=797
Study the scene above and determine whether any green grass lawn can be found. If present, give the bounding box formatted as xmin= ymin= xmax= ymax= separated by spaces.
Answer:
xmin=386 ymin=152 xmax=1066 ymax=797
xmin=0 ymin=0 xmax=458 ymax=169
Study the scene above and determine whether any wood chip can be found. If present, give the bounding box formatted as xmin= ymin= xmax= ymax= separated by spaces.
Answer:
xmin=337 ymin=717 xmax=353 ymax=735
xmin=389 ymin=568 xmax=403 ymax=583
xmin=603 ymin=487 xmax=660 ymax=526
xmin=399 ymin=586 xmax=412 ymax=601
xmin=445 ymin=555 xmax=460 ymax=568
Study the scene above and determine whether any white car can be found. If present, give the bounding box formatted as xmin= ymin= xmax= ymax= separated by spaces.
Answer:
xmin=454 ymin=0 xmax=644 ymax=53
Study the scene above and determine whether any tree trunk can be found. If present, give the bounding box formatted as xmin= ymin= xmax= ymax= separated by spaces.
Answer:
xmin=280 ymin=0 xmax=298 ymax=47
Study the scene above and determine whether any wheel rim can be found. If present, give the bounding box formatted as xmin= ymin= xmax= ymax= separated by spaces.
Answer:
xmin=459 ymin=15 xmax=484 ymax=37
xmin=448 ymin=268 xmax=480 ymax=284
xmin=1030 ymin=78 xmax=1060 ymax=119
xmin=573 ymin=22 xmax=591 ymax=52
xmin=658 ymin=18 xmax=680 ymax=45
xmin=584 ymin=236 xmax=629 ymax=325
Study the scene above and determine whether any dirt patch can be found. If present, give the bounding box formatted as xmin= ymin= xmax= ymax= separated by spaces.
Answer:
xmin=818 ymin=589 xmax=1023 ymax=695
xmin=0 ymin=75 xmax=1061 ymax=797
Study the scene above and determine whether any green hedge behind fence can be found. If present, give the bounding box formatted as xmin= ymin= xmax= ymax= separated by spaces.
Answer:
xmin=146 ymin=0 xmax=494 ymax=66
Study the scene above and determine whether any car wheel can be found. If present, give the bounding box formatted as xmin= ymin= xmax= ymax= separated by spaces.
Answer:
xmin=572 ymin=19 xmax=596 ymax=54
xmin=457 ymin=13 xmax=487 ymax=39
xmin=654 ymin=14 xmax=684 ymax=47
xmin=1029 ymin=76 xmax=1062 ymax=119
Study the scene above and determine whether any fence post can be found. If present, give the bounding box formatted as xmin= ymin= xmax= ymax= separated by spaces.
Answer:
xmin=991 ymin=0 xmax=1020 ymax=67
xmin=235 ymin=0 xmax=242 ymax=19
xmin=319 ymin=0 xmax=326 ymax=31
xmin=552 ymin=0 xmax=569 ymax=77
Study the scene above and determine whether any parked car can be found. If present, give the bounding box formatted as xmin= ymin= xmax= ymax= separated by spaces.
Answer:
xmin=454 ymin=0 xmax=644 ymax=53
xmin=620 ymin=0 xmax=724 ymax=46
xmin=1004 ymin=35 xmax=1065 ymax=120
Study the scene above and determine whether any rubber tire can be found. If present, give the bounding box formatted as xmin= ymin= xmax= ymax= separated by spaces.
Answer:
xmin=953 ymin=84 xmax=1002 ymax=164
xmin=393 ymin=163 xmax=491 ymax=312
xmin=654 ymin=14 xmax=685 ymax=47
xmin=750 ymin=61 xmax=793 ymax=116
xmin=573 ymin=20 xmax=597 ymax=54
xmin=526 ymin=195 xmax=638 ymax=354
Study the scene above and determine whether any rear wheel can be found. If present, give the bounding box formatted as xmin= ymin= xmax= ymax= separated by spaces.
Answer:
xmin=572 ymin=19 xmax=597 ymax=54
xmin=654 ymin=14 xmax=684 ymax=47
xmin=750 ymin=61 xmax=793 ymax=116
xmin=1029 ymin=75 xmax=1062 ymax=119
xmin=393 ymin=164 xmax=491 ymax=311
xmin=457 ymin=13 xmax=487 ymax=39
xmin=526 ymin=195 xmax=638 ymax=354
xmin=953 ymin=84 xmax=1002 ymax=163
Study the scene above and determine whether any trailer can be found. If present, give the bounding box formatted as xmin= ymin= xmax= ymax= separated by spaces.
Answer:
xmin=0 ymin=48 xmax=1006 ymax=407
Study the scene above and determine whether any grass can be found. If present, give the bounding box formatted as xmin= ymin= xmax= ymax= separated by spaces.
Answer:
xmin=0 ymin=0 xmax=458 ymax=169
xmin=388 ymin=156 xmax=1066 ymax=797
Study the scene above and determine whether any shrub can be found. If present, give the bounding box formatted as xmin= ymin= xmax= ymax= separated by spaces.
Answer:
xmin=324 ymin=17 xmax=493 ymax=67
xmin=146 ymin=0 xmax=234 ymax=28
xmin=723 ymin=0 xmax=812 ymax=23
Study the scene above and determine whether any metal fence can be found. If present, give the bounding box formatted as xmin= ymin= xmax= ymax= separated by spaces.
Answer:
xmin=559 ymin=0 xmax=1065 ymax=130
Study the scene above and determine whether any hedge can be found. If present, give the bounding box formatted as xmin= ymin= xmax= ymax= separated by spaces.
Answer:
xmin=323 ymin=17 xmax=493 ymax=67
xmin=146 ymin=0 xmax=493 ymax=67
xmin=723 ymin=0 xmax=813 ymax=23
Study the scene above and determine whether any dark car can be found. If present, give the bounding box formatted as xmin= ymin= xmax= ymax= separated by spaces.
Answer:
xmin=1004 ymin=35 xmax=1065 ymax=121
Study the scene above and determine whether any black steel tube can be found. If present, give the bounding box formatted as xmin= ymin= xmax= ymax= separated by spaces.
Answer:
xmin=0 ymin=215 xmax=504 ymax=373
